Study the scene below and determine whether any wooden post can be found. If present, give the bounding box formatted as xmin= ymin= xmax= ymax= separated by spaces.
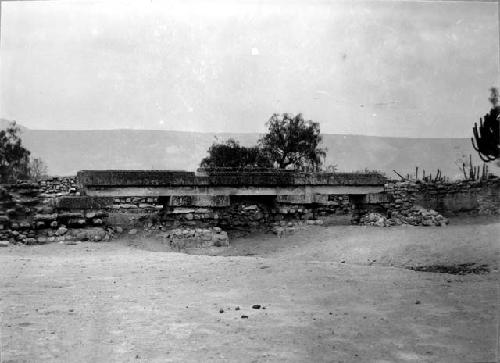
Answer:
xmin=469 ymin=154 xmax=474 ymax=180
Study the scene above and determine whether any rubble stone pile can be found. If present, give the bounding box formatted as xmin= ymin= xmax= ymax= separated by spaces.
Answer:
xmin=39 ymin=177 xmax=78 ymax=197
xmin=359 ymin=213 xmax=393 ymax=227
xmin=160 ymin=227 xmax=229 ymax=250
xmin=390 ymin=206 xmax=449 ymax=226
xmin=359 ymin=206 xmax=449 ymax=227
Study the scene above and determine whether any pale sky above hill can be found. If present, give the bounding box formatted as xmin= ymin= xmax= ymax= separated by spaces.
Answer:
xmin=0 ymin=0 xmax=498 ymax=137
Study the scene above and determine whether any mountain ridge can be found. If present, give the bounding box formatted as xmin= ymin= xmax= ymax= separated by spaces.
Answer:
xmin=1 ymin=120 xmax=497 ymax=178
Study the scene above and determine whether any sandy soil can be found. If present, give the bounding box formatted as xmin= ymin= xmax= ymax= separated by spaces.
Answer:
xmin=1 ymin=216 xmax=499 ymax=362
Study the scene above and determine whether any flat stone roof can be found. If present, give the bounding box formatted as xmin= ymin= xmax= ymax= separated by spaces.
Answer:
xmin=77 ymin=169 xmax=387 ymax=188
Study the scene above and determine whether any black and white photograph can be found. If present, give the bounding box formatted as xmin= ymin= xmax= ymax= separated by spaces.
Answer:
xmin=0 ymin=0 xmax=499 ymax=361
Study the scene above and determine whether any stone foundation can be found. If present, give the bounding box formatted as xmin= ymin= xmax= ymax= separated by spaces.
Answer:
xmin=2 ymin=172 xmax=498 ymax=246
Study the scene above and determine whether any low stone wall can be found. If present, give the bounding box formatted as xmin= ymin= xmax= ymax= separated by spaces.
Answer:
xmin=381 ymin=177 xmax=500 ymax=216
xmin=0 ymin=179 xmax=111 ymax=245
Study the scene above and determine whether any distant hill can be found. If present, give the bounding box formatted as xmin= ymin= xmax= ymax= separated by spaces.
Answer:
xmin=2 ymin=120 xmax=497 ymax=179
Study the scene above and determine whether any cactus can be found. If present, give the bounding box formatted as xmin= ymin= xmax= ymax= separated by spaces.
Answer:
xmin=471 ymin=88 xmax=499 ymax=162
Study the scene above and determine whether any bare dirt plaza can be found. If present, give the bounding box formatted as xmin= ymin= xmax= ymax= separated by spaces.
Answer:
xmin=1 ymin=0 xmax=500 ymax=362
xmin=1 ymin=216 xmax=498 ymax=363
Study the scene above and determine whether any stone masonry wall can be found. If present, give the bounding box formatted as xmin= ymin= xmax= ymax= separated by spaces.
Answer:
xmin=381 ymin=177 xmax=500 ymax=216
xmin=0 ymin=178 xmax=113 ymax=245
xmin=102 ymin=194 xmax=353 ymax=232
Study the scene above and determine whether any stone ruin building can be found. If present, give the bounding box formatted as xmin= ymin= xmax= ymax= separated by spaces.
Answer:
xmin=0 ymin=168 xmax=499 ymax=248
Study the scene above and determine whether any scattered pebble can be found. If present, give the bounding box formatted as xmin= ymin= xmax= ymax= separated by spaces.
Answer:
xmin=252 ymin=304 xmax=261 ymax=309
xmin=241 ymin=315 xmax=248 ymax=319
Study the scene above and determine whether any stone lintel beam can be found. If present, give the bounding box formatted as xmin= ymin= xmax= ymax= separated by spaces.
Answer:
xmin=77 ymin=170 xmax=197 ymax=189
xmin=83 ymin=185 xmax=384 ymax=198
xmin=363 ymin=193 xmax=392 ymax=204
xmin=170 ymin=195 xmax=230 ymax=207
xmin=77 ymin=170 xmax=387 ymax=188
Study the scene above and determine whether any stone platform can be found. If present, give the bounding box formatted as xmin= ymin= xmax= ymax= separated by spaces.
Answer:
xmin=77 ymin=169 xmax=387 ymax=201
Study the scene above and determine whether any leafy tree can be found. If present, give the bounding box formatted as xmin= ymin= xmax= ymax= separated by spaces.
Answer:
xmin=29 ymin=157 xmax=49 ymax=181
xmin=258 ymin=113 xmax=326 ymax=170
xmin=200 ymin=138 xmax=272 ymax=169
xmin=0 ymin=121 xmax=31 ymax=182
xmin=471 ymin=87 xmax=499 ymax=162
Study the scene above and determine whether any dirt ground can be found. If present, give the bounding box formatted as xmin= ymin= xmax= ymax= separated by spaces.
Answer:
xmin=1 ymin=216 xmax=499 ymax=363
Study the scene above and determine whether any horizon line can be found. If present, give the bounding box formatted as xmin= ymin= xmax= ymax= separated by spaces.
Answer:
xmin=19 ymin=128 xmax=471 ymax=140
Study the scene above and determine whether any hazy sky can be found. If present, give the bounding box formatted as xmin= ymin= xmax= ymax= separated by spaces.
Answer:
xmin=0 ymin=0 xmax=498 ymax=137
